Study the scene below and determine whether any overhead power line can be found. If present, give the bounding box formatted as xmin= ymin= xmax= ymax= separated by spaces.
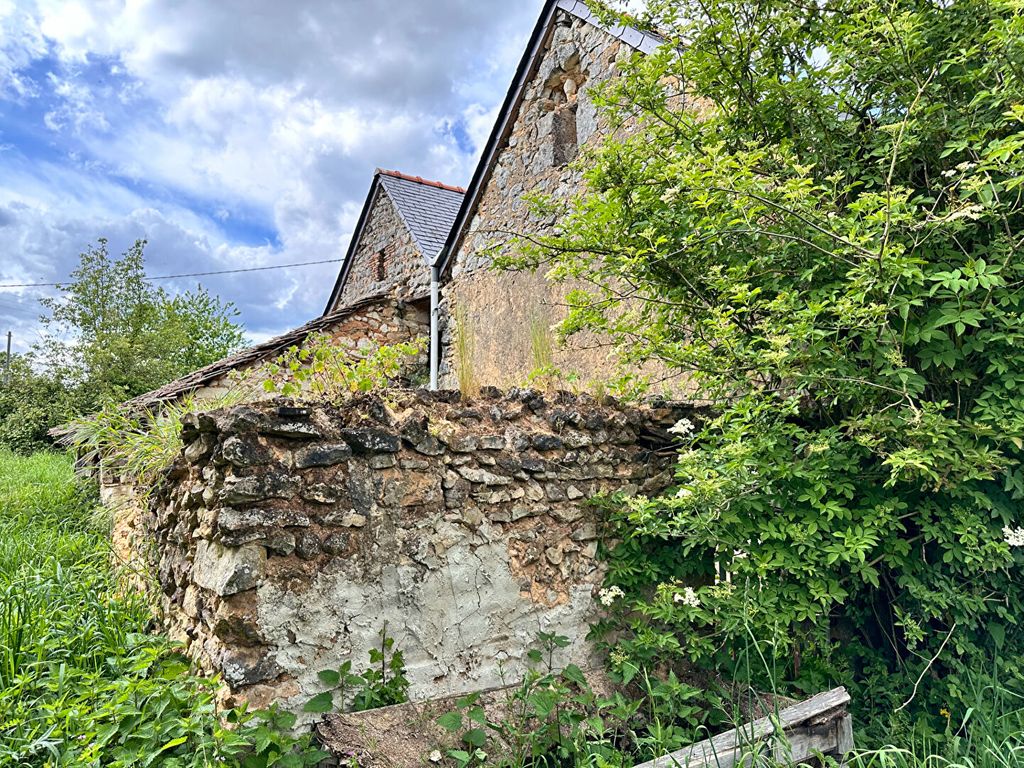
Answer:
xmin=0 ymin=257 xmax=344 ymax=290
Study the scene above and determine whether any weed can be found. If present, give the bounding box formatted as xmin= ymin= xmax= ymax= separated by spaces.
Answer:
xmin=453 ymin=302 xmax=478 ymax=398
xmin=305 ymin=624 xmax=411 ymax=715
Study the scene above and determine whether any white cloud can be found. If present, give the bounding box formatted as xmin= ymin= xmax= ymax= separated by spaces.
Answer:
xmin=0 ymin=0 xmax=546 ymax=352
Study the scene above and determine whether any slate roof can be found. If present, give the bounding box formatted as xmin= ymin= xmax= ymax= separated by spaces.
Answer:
xmin=377 ymin=170 xmax=465 ymax=261
xmin=324 ymin=170 xmax=465 ymax=314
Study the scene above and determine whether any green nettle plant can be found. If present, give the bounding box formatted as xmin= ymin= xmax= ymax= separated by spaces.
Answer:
xmin=506 ymin=0 xmax=1024 ymax=733
xmin=304 ymin=626 xmax=411 ymax=715
xmin=436 ymin=633 xmax=714 ymax=768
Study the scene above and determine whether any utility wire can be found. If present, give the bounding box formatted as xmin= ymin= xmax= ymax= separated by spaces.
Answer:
xmin=0 ymin=257 xmax=343 ymax=290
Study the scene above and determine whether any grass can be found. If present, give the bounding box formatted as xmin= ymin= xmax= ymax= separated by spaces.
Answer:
xmin=0 ymin=450 xmax=131 ymax=691
xmin=454 ymin=302 xmax=478 ymax=398
xmin=844 ymin=676 xmax=1024 ymax=768
xmin=0 ymin=449 xmax=324 ymax=767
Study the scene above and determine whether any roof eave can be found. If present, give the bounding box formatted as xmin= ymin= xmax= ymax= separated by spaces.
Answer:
xmin=434 ymin=0 xmax=560 ymax=277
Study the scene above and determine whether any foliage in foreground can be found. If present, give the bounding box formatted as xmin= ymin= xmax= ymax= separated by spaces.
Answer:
xmin=437 ymin=633 xmax=718 ymax=768
xmin=0 ymin=449 xmax=327 ymax=767
xmin=507 ymin=0 xmax=1024 ymax=743
xmin=431 ymin=631 xmax=1024 ymax=768
xmin=305 ymin=626 xmax=411 ymax=716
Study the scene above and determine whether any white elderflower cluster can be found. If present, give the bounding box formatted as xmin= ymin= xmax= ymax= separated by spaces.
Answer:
xmin=598 ymin=585 xmax=625 ymax=607
xmin=668 ymin=417 xmax=696 ymax=437
xmin=674 ymin=586 xmax=700 ymax=608
xmin=660 ymin=186 xmax=681 ymax=203
xmin=676 ymin=487 xmax=694 ymax=499
xmin=1004 ymin=526 xmax=1024 ymax=547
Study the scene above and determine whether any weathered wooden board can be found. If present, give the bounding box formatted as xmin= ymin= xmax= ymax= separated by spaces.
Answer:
xmin=635 ymin=687 xmax=853 ymax=768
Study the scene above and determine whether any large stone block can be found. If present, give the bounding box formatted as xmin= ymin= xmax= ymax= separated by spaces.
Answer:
xmin=193 ymin=540 xmax=267 ymax=597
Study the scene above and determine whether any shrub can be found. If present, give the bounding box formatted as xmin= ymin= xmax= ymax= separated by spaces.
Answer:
xmin=509 ymin=0 xmax=1024 ymax=735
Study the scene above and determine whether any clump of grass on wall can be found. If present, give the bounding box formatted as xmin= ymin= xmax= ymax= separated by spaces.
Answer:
xmin=454 ymin=301 xmax=478 ymax=398
xmin=529 ymin=310 xmax=554 ymax=371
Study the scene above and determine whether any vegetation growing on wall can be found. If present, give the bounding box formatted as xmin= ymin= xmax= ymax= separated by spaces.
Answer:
xmin=508 ymin=0 xmax=1024 ymax=742
xmin=453 ymin=302 xmax=478 ymax=398
xmin=64 ymin=335 xmax=422 ymax=493
xmin=261 ymin=332 xmax=421 ymax=400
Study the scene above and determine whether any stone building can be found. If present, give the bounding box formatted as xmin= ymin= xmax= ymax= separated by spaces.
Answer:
xmin=433 ymin=0 xmax=662 ymax=390
xmin=101 ymin=0 xmax=686 ymax=721
xmin=125 ymin=0 xmax=662 ymax=411
xmin=324 ymin=169 xmax=465 ymax=313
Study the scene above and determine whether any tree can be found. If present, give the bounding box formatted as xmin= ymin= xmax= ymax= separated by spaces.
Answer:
xmin=37 ymin=238 xmax=246 ymax=407
xmin=517 ymin=0 xmax=1024 ymax=727
xmin=0 ymin=239 xmax=247 ymax=451
xmin=0 ymin=353 xmax=87 ymax=453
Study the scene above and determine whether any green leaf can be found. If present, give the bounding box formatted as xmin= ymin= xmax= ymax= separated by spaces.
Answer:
xmin=158 ymin=736 xmax=188 ymax=753
xmin=318 ymin=669 xmax=341 ymax=687
xmin=463 ymin=728 xmax=488 ymax=748
xmin=302 ymin=692 xmax=334 ymax=714
xmin=437 ymin=712 xmax=464 ymax=732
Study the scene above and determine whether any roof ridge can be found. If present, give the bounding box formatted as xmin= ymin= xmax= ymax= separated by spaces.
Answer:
xmin=376 ymin=168 xmax=466 ymax=194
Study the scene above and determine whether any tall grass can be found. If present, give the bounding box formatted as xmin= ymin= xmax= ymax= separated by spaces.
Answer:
xmin=0 ymin=450 xmax=153 ymax=760
xmin=0 ymin=449 xmax=324 ymax=766
xmin=454 ymin=301 xmax=478 ymax=398
xmin=529 ymin=311 xmax=554 ymax=379
xmin=845 ymin=673 xmax=1024 ymax=768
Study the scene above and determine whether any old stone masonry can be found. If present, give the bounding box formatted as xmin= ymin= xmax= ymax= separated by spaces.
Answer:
xmin=145 ymin=389 xmax=690 ymax=714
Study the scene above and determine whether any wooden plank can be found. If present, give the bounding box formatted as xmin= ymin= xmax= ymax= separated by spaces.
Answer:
xmin=635 ymin=687 xmax=851 ymax=768
xmin=836 ymin=714 xmax=855 ymax=766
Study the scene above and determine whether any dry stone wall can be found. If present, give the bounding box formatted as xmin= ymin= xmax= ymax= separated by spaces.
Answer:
xmin=146 ymin=390 xmax=689 ymax=715
xmin=335 ymin=191 xmax=428 ymax=311
xmin=104 ymin=299 xmax=430 ymax=581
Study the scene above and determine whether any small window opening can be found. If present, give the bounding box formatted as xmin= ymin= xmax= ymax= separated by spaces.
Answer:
xmin=375 ymin=251 xmax=387 ymax=282
xmin=552 ymin=105 xmax=578 ymax=167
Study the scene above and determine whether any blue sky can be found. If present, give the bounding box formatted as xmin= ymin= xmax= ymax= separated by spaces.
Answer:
xmin=0 ymin=0 xmax=545 ymax=352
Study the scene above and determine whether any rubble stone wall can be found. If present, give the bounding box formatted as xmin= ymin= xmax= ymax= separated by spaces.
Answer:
xmin=144 ymin=391 xmax=687 ymax=714
xmin=334 ymin=191 xmax=428 ymax=311
xmin=105 ymin=299 xmax=430 ymax=578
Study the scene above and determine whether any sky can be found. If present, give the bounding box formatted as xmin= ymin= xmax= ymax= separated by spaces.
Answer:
xmin=0 ymin=0 xmax=547 ymax=353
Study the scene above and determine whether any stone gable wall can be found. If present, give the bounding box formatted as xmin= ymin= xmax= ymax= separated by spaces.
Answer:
xmin=440 ymin=12 xmax=638 ymax=390
xmin=143 ymin=391 xmax=688 ymax=715
xmin=334 ymin=191 xmax=429 ymax=311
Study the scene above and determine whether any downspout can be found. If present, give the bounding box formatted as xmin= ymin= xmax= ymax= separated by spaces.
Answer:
xmin=429 ymin=262 xmax=440 ymax=390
